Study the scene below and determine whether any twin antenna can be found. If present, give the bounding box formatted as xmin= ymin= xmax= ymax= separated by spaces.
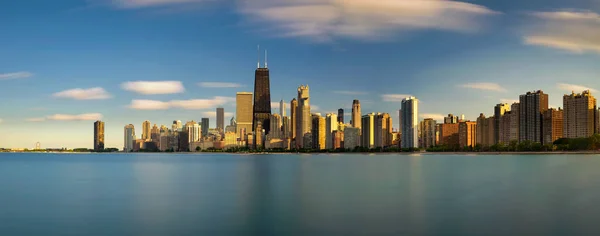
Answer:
xmin=257 ymin=45 xmax=268 ymax=69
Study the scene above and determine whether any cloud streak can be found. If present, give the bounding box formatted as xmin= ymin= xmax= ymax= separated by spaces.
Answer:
xmin=382 ymin=94 xmax=413 ymax=102
xmin=198 ymin=82 xmax=244 ymax=88
xmin=240 ymin=0 xmax=498 ymax=42
xmin=202 ymin=111 xmax=234 ymax=118
xmin=523 ymin=10 xmax=600 ymax=54
xmin=128 ymin=96 xmax=234 ymax=110
xmin=459 ymin=82 xmax=506 ymax=92
xmin=557 ymin=83 xmax=597 ymax=93
xmin=0 ymin=71 xmax=33 ymax=80
xmin=121 ymin=81 xmax=185 ymax=95
xmin=27 ymin=113 xmax=103 ymax=122
xmin=53 ymin=87 xmax=112 ymax=100
xmin=107 ymin=0 xmax=211 ymax=9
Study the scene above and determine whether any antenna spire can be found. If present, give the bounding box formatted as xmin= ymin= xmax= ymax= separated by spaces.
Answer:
xmin=257 ymin=45 xmax=260 ymax=68
xmin=265 ymin=49 xmax=268 ymax=68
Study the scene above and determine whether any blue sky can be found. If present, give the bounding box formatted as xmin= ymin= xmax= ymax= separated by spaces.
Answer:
xmin=1 ymin=0 xmax=600 ymax=149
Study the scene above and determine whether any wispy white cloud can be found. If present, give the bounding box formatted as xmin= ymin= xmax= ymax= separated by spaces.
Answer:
xmin=311 ymin=105 xmax=321 ymax=111
xmin=420 ymin=113 xmax=445 ymax=121
xmin=333 ymin=90 xmax=367 ymax=95
xmin=500 ymin=99 xmax=519 ymax=104
xmin=121 ymin=81 xmax=185 ymax=95
xmin=240 ymin=0 xmax=498 ymax=42
xmin=27 ymin=113 xmax=103 ymax=122
xmin=523 ymin=10 xmax=600 ymax=54
xmin=0 ymin=71 xmax=33 ymax=80
xmin=128 ymin=96 xmax=234 ymax=110
xmin=106 ymin=0 xmax=211 ymax=9
xmin=198 ymin=82 xmax=244 ymax=88
xmin=53 ymin=87 xmax=112 ymax=100
xmin=556 ymin=83 xmax=597 ymax=93
xmin=271 ymin=102 xmax=281 ymax=109
xmin=459 ymin=82 xmax=506 ymax=92
xmin=382 ymin=94 xmax=413 ymax=102
xmin=201 ymin=111 xmax=234 ymax=118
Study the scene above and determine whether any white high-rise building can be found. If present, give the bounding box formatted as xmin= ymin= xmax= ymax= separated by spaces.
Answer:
xmin=297 ymin=85 xmax=311 ymax=148
xmin=124 ymin=124 xmax=136 ymax=152
xmin=280 ymin=99 xmax=286 ymax=118
xmin=401 ymin=96 xmax=419 ymax=148
xmin=269 ymin=113 xmax=282 ymax=139
xmin=325 ymin=113 xmax=338 ymax=149
xmin=186 ymin=121 xmax=201 ymax=143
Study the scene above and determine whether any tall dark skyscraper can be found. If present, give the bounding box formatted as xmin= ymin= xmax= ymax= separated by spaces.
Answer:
xmin=216 ymin=107 xmax=224 ymax=131
xmin=338 ymin=108 xmax=344 ymax=124
xmin=94 ymin=120 xmax=104 ymax=151
xmin=519 ymin=90 xmax=549 ymax=143
xmin=201 ymin=118 xmax=209 ymax=137
xmin=252 ymin=49 xmax=272 ymax=134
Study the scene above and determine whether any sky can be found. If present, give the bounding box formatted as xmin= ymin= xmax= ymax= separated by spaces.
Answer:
xmin=1 ymin=0 xmax=600 ymax=149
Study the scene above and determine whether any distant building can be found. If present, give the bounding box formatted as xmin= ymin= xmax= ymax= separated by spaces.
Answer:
xmin=151 ymin=124 xmax=160 ymax=143
xmin=543 ymin=108 xmax=564 ymax=145
xmin=224 ymin=132 xmax=238 ymax=150
xmin=159 ymin=130 xmax=170 ymax=152
xmin=494 ymin=103 xmax=511 ymax=144
xmin=186 ymin=121 xmax=201 ymax=143
xmin=252 ymin=61 xmax=272 ymax=134
xmin=499 ymin=103 xmax=519 ymax=144
xmin=142 ymin=120 xmax=151 ymax=141
xmin=333 ymin=130 xmax=343 ymax=149
xmin=124 ymin=124 xmax=135 ymax=152
xmin=236 ymin=92 xmax=253 ymax=139
xmin=312 ymin=114 xmax=326 ymax=150
xmin=361 ymin=113 xmax=375 ymax=149
xmin=419 ymin=118 xmax=436 ymax=149
xmin=476 ymin=114 xmax=495 ymax=147
xmin=94 ymin=120 xmax=105 ymax=151
xmin=439 ymin=123 xmax=459 ymax=148
xmin=201 ymin=118 xmax=209 ymax=137
xmin=459 ymin=121 xmax=477 ymax=149
xmin=297 ymin=85 xmax=311 ymax=148
xmin=325 ymin=113 xmax=338 ymax=149
xmin=291 ymin=98 xmax=298 ymax=141
xmin=597 ymin=108 xmax=600 ymax=134
xmin=344 ymin=127 xmax=360 ymax=149
xmin=374 ymin=113 xmax=392 ymax=148
xmin=216 ymin=107 xmax=225 ymax=131
xmin=563 ymin=90 xmax=596 ymax=139
xmin=269 ymin=113 xmax=282 ymax=139
xmin=444 ymin=114 xmax=459 ymax=124
xmin=352 ymin=100 xmax=361 ymax=130
xmin=338 ymin=108 xmax=344 ymax=124
xmin=519 ymin=90 xmax=549 ymax=143
xmin=401 ymin=97 xmax=419 ymax=148
xmin=280 ymin=100 xmax=286 ymax=118
xmin=282 ymin=116 xmax=291 ymax=139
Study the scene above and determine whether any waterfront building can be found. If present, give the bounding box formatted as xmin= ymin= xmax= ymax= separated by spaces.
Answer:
xmin=401 ymin=97 xmax=419 ymax=148
xmin=312 ymin=114 xmax=326 ymax=150
xmin=519 ymin=90 xmax=549 ymax=143
xmin=216 ymin=107 xmax=225 ymax=131
xmin=563 ymin=90 xmax=596 ymax=139
xmin=361 ymin=113 xmax=375 ymax=149
xmin=94 ymin=120 xmax=104 ymax=151
xmin=494 ymin=103 xmax=511 ymax=144
xmin=352 ymin=100 xmax=361 ymax=130
xmin=459 ymin=121 xmax=477 ymax=149
xmin=439 ymin=123 xmax=459 ymax=148
xmin=142 ymin=120 xmax=151 ymax=141
xmin=124 ymin=124 xmax=135 ymax=152
xmin=252 ymin=55 xmax=272 ymax=134
xmin=325 ymin=113 xmax=338 ymax=149
xmin=338 ymin=108 xmax=344 ymax=124
xmin=444 ymin=114 xmax=459 ymax=124
xmin=419 ymin=118 xmax=436 ymax=149
xmin=297 ymin=85 xmax=311 ymax=148
xmin=374 ymin=113 xmax=392 ymax=148
xmin=543 ymin=108 xmax=564 ymax=145
xmin=344 ymin=127 xmax=360 ymax=149
xmin=236 ymin=92 xmax=253 ymax=139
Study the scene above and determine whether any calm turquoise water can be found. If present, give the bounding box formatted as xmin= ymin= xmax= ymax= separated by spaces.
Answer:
xmin=1 ymin=153 xmax=600 ymax=235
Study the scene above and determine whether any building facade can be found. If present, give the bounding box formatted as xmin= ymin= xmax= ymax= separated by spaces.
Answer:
xmin=236 ymin=92 xmax=253 ymax=139
xmin=543 ymin=108 xmax=564 ymax=145
xmin=352 ymin=100 xmax=361 ymax=130
xmin=374 ymin=113 xmax=392 ymax=148
xmin=290 ymin=98 xmax=298 ymax=141
xmin=124 ymin=124 xmax=135 ymax=152
xmin=519 ymin=90 xmax=549 ymax=143
xmin=344 ymin=127 xmax=360 ymax=149
xmin=297 ymin=85 xmax=311 ymax=148
xmin=338 ymin=108 xmax=344 ymax=124
xmin=311 ymin=114 xmax=326 ymax=150
xmin=401 ymin=97 xmax=419 ymax=148
xmin=269 ymin=113 xmax=282 ymax=139
xmin=563 ymin=90 xmax=596 ymax=139
xmin=494 ymin=103 xmax=511 ymax=144
xmin=94 ymin=120 xmax=104 ymax=151
xmin=325 ymin=113 xmax=338 ymax=149
xmin=142 ymin=120 xmax=151 ymax=141
xmin=361 ymin=113 xmax=375 ymax=149
xmin=216 ymin=107 xmax=225 ymax=131
xmin=252 ymin=65 xmax=272 ymax=134
xmin=459 ymin=121 xmax=477 ymax=149
xmin=476 ymin=114 xmax=496 ymax=147
xmin=439 ymin=123 xmax=459 ymax=148
xmin=444 ymin=114 xmax=459 ymax=124
xmin=419 ymin=118 xmax=437 ymax=149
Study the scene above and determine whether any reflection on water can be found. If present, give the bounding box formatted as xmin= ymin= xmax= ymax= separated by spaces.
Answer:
xmin=1 ymin=153 xmax=600 ymax=235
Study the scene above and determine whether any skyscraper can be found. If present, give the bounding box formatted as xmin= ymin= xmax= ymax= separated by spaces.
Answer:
xmin=252 ymin=53 xmax=272 ymax=134
xmin=151 ymin=124 xmax=160 ymax=142
xmin=401 ymin=97 xmax=419 ymax=148
xmin=94 ymin=120 xmax=105 ymax=151
xmin=459 ymin=121 xmax=477 ymax=149
xmin=186 ymin=121 xmax=200 ymax=143
xmin=543 ymin=108 xmax=564 ymax=145
xmin=344 ymin=127 xmax=360 ymax=149
xmin=374 ymin=113 xmax=392 ymax=148
xmin=563 ymin=90 xmax=596 ymax=139
xmin=124 ymin=124 xmax=135 ymax=152
xmin=361 ymin=113 xmax=375 ymax=149
xmin=291 ymin=98 xmax=298 ymax=141
xmin=216 ymin=107 xmax=225 ymax=131
xmin=201 ymin=118 xmax=209 ymax=137
xmin=282 ymin=116 xmax=291 ymax=139
xmin=311 ymin=114 xmax=326 ymax=150
xmin=236 ymin=92 xmax=253 ymax=138
xmin=444 ymin=114 xmax=458 ymax=124
xmin=269 ymin=113 xmax=282 ymax=139
xmin=352 ymin=100 xmax=361 ymax=130
xmin=476 ymin=114 xmax=496 ymax=147
xmin=280 ymin=99 xmax=286 ymax=118
xmin=494 ymin=103 xmax=511 ymax=144
xmin=142 ymin=120 xmax=151 ymax=141
xmin=297 ymin=85 xmax=311 ymax=148
xmin=338 ymin=108 xmax=344 ymax=124
xmin=325 ymin=113 xmax=338 ymax=149
xmin=419 ymin=118 xmax=437 ymax=148
xmin=519 ymin=90 xmax=549 ymax=143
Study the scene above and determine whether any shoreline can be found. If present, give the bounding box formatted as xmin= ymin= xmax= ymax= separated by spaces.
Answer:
xmin=3 ymin=151 xmax=600 ymax=155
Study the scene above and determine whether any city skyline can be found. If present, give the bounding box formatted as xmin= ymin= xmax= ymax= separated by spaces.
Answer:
xmin=1 ymin=0 xmax=600 ymax=148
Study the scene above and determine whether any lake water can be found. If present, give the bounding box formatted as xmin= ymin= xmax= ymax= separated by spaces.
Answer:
xmin=1 ymin=153 xmax=600 ymax=235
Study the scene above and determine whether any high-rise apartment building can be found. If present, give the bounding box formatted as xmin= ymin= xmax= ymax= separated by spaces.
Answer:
xmin=151 ymin=124 xmax=160 ymax=142
xmin=344 ymin=127 xmax=361 ymax=149
xmin=519 ymin=90 xmax=549 ymax=143
xmin=439 ymin=123 xmax=459 ymax=148
xmin=236 ymin=92 xmax=253 ymax=138
xmin=419 ymin=118 xmax=437 ymax=148
xmin=142 ymin=120 xmax=151 ymax=141
xmin=332 ymin=130 xmax=343 ymax=149
xmin=338 ymin=108 xmax=344 ymax=124
xmin=124 ymin=124 xmax=135 ymax=152
xmin=216 ymin=107 xmax=225 ymax=131
xmin=361 ymin=113 xmax=375 ymax=149
xmin=290 ymin=98 xmax=298 ymax=140
xmin=444 ymin=114 xmax=459 ymax=124
xmin=297 ymin=85 xmax=311 ymax=148
xmin=563 ymin=90 xmax=596 ymax=139
xmin=201 ymin=118 xmax=209 ymax=137
xmin=494 ymin=103 xmax=511 ymax=144
xmin=311 ymin=114 xmax=326 ymax=150
xmin=476 ymin=114 xmax=495 ymax=147
xmin=401 ymin=97 xmax=419 ymax=148
xmin=374 ymin=113 xmax=392 ymax=148
xmin=94 ymin=120 xmax=105 ymax=151
xmin=173 ymin=120 xmax=182 ymax=131
xmin=325 ymin=113 xmax=338 ymax=149
xmin=352 ymin=100 xmax=361 ymax=130
xmin=186 ymin=121 xmax=201 ymax=143
xmin=543 ymin=108 xmax=564 ymax=145
xmin=596 ymin=108 xmax=600 ymax=134
xmin=282 ymin=116 xmax=291 ymax=139
xmin=269 ymin=113 xmax=282 ymax=139
xmin=280 ymin=100 xmax=286 ymax=118
xmin=459 ymin=121 xmax=477 ymax=148
xmin=252 ymin=61 xmax=272 ymax=134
